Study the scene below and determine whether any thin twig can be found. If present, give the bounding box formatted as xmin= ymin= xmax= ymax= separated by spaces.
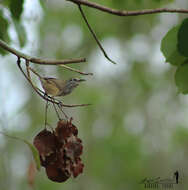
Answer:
xmin=78 ymin=4 xmax=117 ymax=64
xmin=51 ymin=97 xmax=61 ymax=120
xmin=17 ymin=58 xmax=59 ymax=105
xmin=0 ymin=131 xmax=24 ymax=141
xmin=57 ymin=104 xmax=69 ymax=119
xmin=67 ymin=0 xmax=188 ymax=16
xmin=58 ymin=102 xmax=92 ymax=108
xmin=29 ymin=61 xmax=93 ymax=76
xmin=37 ymin=86 xmax=91 ymax=108
xmin=0 ymin=39 xmax=86 ymax=65
xmin=18 ymin=59 xmax=91 ymax=108
xmin=29 ymin=67 xmax=43 ymax=79
xmin=44 ymin=98 xmax=49 ymax=129
xmin=60 ymin=64 xmax=93 ymax=75
xmin=26 ymin=60 xmax=31 ymax=81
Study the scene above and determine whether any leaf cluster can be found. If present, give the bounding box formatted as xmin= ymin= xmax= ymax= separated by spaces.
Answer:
xmin=161 ymin=18 xmax=188 ymax=94
xmin=0 ymin=0 xmax=29 ymax=53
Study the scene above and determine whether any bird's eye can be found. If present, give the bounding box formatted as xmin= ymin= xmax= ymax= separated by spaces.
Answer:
xmin=71 ymin=78 xmax=77 ymax=82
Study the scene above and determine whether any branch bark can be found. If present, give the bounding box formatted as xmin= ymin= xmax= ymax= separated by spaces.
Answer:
xmin=0 ymin=39 xmax=86 ymax=65
xmin=17 ymin=58 xmax=91 ymax=108
xmin=67 ymin=0 xmax=188 ymax=16
xmin=78 ymin=4 xmax=117 ymax=64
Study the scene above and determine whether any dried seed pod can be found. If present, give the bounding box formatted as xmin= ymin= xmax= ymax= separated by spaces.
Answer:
xmin=33 ymin=129 xmax=58 ymax=166
xmin=45 ymin=162 xmax=70 ymax=182
xmin=55 ymin=120 xmax=78 ymax=142
xmin=70 ymin=158 xmax=84 ymax=178
xmin=33 ymin=119 xmax=84 ymax=182
xmin=65 ymin=138 xmax=83 ymax=161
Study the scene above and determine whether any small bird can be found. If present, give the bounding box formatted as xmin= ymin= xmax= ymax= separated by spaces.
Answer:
xmin=29 ymin=68 xmax=85 ymax=97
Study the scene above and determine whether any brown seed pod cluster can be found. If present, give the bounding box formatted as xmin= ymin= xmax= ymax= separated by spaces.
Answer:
xmin=33 ymin=119 xmax=84 ymax=182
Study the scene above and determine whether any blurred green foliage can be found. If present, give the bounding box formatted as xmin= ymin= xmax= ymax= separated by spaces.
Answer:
xmin=0 ymin=0 xmax=26 ymax=47
xmin=0 ymin=10 xmax=10 ymax=55
xmin=9 ymin=0 xmax=24 ymax=20
xmin=1 ymin=0 xmax=188 ymax=190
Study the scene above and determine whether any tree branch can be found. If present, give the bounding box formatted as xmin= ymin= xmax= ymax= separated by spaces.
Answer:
xmin=17 ymin=58 xmax=91 ymax=108
xmin=67 ymin=0 xmax=188 ymax=16
xmin=60 ymin=64 xmax=93 ymax=75
xmin=78 ymin=5 xmax=117 ymax=64
xmin=0 ymin=39 xmax=86 ymax=65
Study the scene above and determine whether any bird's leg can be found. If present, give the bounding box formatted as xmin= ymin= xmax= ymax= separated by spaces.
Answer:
xmin=57 ymin=103 xmax=69 ymax=120
xmin=44 ymin=95 xmax=49 ymax=129
xmin=51 ymin=96 xmax=61 ymax=120
xmin=25 ymin=60 xmax=31 ymax=81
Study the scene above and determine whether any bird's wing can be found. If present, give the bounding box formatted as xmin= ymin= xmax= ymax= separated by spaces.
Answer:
xmin=50 ymin=78 xmax=65 ymax=90
xmin=40 ymin=78 xmax=60 ymax=96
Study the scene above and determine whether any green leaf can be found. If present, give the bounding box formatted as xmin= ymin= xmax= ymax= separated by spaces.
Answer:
xmin=22 ymin=139 xmax=41 ymax=171
xmin=0 ymin=10 xmax=10 ymax=55
xmin=175 ymin=62 xmax=188 ymax=94
xmin=0 ymin=132 xmax=41 ymax=171
xmin=13 ymin=19 xmax=27 ymax=47
xmin=9 ymin=0 xmax=24 ymax=20
xmin=166 ymin=50 xmax=186 ymax=66
xmin=178 ymin=18 xmax=188 ymax=57
xmin=161 ymin=25 xmax=186 ymax=66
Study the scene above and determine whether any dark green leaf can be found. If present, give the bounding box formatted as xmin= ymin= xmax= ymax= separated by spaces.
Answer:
xmin=161 ymin=25 xmax=186 ymax=66
xmin=13 ymin=20 xmax=27 ymax=47
xmin=178 ymin=18 xmax=188 ymax=57
xmin=175 ymin=62 xmax=188 ymax=94
xmin=0 ymin=10 xmax=10 ymax=55
xmin=9 ymin=0 xmax=24 ymax=20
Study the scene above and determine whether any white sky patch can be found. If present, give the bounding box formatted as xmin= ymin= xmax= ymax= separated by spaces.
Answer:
xmin=124 ymin=110 xmax=145 ymax=135
xmin=151 ymin=13 xmax=178 ymax=43
xmin=89 ymin=37 xmax=127 ymax=79
xmin=0 ymin=0 xmax=43 ymax=132
xmin=22 ymin=0 xmax=43 ymax=54
xmin=10 ymin=153 xmax=28 ymax=178
xmin=8 ymin=0 xmax=43 ymax=54
xmin=0 ymin=64 xmax=28 ymax=111
xmin=128 ymin=34 xmax=150 ymax=61
xmin=148 ymin=43 xmax=170 ymax=74
xmin=61 ymin=24 xmax=83 ymax=50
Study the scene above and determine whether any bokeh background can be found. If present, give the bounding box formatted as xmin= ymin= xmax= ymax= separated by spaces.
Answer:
xmin=1 ymin=0 xmax=188 ymax=189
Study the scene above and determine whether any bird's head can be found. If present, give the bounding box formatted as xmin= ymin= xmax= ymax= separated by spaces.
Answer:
xmin=68 ymin=78 xmax=86 ymax=83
